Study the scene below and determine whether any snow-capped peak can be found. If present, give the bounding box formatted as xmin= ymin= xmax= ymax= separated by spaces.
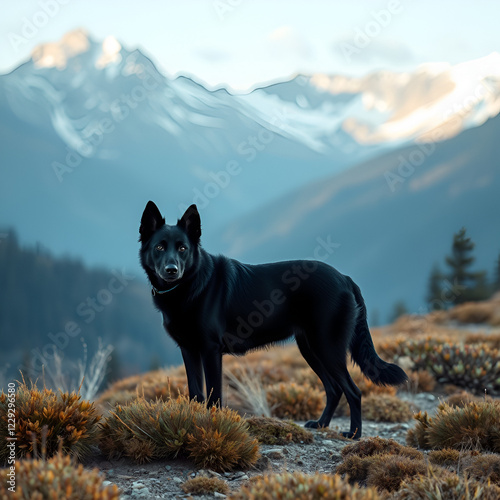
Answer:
xmin=302 ymin=53 xmax=500 ymax=145
xmin=31 ymin=29 xmax=123 ymax=71
xmin=8 ymin=30 xmax=500 ymax=158
xmin=32 ymin=28 xmax=91 ymax=69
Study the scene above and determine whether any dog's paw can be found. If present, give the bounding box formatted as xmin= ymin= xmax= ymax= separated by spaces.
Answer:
xmin=341 ymin=430 xmax=361 ymax=439
xmin=304 ymin=420 xmax=322 ymax=429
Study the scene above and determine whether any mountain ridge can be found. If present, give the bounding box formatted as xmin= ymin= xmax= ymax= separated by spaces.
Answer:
xmin=218 ymin=112 xmax=500 ymax=320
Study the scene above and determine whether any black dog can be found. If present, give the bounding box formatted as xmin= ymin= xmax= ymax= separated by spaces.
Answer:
xmin=139 ymin=202 xmax=407 ymax=438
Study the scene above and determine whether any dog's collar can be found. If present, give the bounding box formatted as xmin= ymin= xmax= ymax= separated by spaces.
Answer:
xmin=152 ymin=284 xmax=179 ymax=296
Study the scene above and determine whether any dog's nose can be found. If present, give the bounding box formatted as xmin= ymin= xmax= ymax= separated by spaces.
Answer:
xmin=165 ymin=264 xmax=178 ymax=275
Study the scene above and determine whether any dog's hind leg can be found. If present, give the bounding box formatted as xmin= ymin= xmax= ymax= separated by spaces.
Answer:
xmin=296 ymin=335 xmax=343 ymax=429
xmin=315 ymin=351 xmax=362 ymax=439
xmin=314 ymin=292 xmax=362 ymax=438
xmin=334 ymin=365 xmax=362 ymax=439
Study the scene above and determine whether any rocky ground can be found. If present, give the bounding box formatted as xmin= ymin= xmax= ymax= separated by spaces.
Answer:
xmin=85 ymin=392 xmax=441 ymax=499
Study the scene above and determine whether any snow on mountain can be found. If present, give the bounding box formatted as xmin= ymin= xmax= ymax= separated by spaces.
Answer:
xmin=6 ymin=30 xmax=500 ymax=162
xmin=281 ymin=53 xmax=500 ymax=146
xmin=6 ymin=29 xmax=499 ymax=163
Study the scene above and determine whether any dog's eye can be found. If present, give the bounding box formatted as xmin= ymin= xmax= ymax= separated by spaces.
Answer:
xmin=155 ymin=244 xmax=164 ymax=251
xmin=178 ymin=245 xmax=187 ymax=252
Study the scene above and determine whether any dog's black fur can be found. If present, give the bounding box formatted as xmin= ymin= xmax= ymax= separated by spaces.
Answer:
xmin=139 ymin=202 xmax=407 ymax=438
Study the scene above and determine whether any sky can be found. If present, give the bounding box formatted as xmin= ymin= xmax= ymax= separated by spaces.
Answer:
xmin=1 ymin=0 xmax=500 ymax=90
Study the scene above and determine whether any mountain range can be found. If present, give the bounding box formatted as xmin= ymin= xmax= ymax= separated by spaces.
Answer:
xmin=1 ymin=29 xmax=499 ymax=321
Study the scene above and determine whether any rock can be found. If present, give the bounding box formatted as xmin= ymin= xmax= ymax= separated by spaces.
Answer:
xmin=239 ymin=474 xmax=249 ymax=481
xmin=173 ymin=477 xmax=183 ymax=484
xmin=253 ymin=455 xmax=271 ymax=470
xmin=102 ymin=480 xmax=112 ymax=487
xmin=165 ymin=465 xmax=172 ymax=471
xmin=262 ymin=448 xmax=284 ymax=460
xmin=130 ymin=487 xmax=150 ymax=498
xmin=214 ymin=492 xmax=227 ymax=498
xmin=129 ymin=482 xmax=150 ymax=498
xmin=262 ymin=448 xmax=282 ymax=454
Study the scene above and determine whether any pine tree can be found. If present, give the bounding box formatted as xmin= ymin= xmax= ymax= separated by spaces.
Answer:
xmin=427 ymin=263 xmax=444 ymax=310
xmin=445 ymin=227 xmax=486 ymax=304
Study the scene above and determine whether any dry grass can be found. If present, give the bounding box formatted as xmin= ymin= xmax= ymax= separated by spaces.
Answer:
xmin=407 ymin=401 xmax=500 ymax=452
xmin=447 ymin=300 xmax=500 ymax=325
xmin=366 ymin=454 xmax=428 ymax=492
xmin=465 ymin=332 xmax=500 ymax=349
xmin=444 ymin=390 xmax=482 ymax=408
xmin=96 ymin=368 xmax=188 ymax=410
xmin=0 ymin=454 xmax=120 ymax=499
xmin=181 ymin=476 xmax=229 ymax=495
xmin=341 ymin=436 xmax=424 ymax=460
xmin=428 ymin=448 xmax=464 ymax=466
xmin=463 ymin=453 xmax=500 ymax=485
xmin=407 ymin=370 xmax=436 ymax=393
xmin=99 ymin=395 xmax=259 ymax=471
xmin=362 ymin=394 xmax=414 ymax=423
xmin=266 ymin=382 xmax=324 ymax=420
xmin=245 ymin=416 xmax=313 ymax=445
xmin=225 ymin=365 xmax=271 ymax=417
xmin=376 ymin=335 xmax=500 ymax=395
xmin=337 ymin=437 xmax=426 ymax=489
xmin=393 ymin=470 xmax=500 ymax=499
xmin=0 ymin=382 xmax=100 ymax=462
xmin=229 ymin=472 xmax=382 ymax=499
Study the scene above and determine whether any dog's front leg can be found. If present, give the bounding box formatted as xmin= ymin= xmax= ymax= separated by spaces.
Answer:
xmin=202 ymin=351 xmax=223 ymax=407
xmin=181 ymin=347 xmax=204 ymax=402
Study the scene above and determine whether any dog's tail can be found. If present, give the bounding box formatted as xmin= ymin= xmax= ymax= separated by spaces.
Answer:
xmin=348 ymin=277 xmax=408 ymax=386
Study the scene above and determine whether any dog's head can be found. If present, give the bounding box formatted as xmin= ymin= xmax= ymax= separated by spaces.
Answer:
xmin=139 ymin=202 xmax=201 ymax=284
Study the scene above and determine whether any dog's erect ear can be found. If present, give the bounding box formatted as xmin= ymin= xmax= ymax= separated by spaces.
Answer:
xmin=178 ymin=204 xmax=201 ymax=242
xmin=140 ymin=201 xmax=165 ymax=242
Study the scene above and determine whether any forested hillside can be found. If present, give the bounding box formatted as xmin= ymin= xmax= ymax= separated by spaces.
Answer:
xmin=0 ymin=231 xmax=180 ymax=386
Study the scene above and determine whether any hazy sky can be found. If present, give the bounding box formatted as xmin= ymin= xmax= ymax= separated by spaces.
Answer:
xmin=1 ymin=0 xmax=500 ymax=89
